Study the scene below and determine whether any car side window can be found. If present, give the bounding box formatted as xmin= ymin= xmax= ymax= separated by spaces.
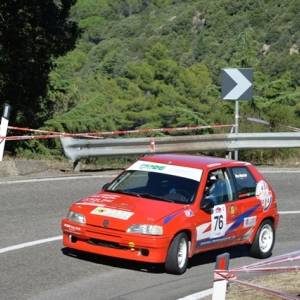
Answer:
xmin=230 ymin=167 xmax=257 ymax=199
xmin=204 ymin=168 xmax=236 ymax=205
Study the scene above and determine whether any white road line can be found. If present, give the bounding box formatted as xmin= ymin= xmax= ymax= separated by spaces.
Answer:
xmin=178 ymin=288 xmax=213 ymax=300
xmin=279 ymin=211 xmax=300 ymax=214
xmin=0 ymin=175 xmax=116 ymax=185
xmin=0 ymin=235 xmax=62 ymax=254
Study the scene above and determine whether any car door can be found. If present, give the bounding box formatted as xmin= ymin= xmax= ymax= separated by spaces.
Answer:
xmin=195 ymin=168 xmax=241 ymax=252
xmin=228 ymin=166 xmax=264 ymax=242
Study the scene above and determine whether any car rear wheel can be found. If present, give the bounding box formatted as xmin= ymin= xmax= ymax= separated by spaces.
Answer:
xmin=165 ymin=232 xmax=189 ymax=275
xmin=247 ymin=219 xmax=275 ymax=259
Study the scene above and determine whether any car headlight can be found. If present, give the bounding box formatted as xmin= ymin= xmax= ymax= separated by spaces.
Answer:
xmin=126 ymin=224 xmax=163 ymax=235
xmin=67 ymin=211 xmax=86 ymax=224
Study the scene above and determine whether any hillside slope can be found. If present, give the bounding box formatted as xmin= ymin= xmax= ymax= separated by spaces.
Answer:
xmin=22 ymin=0 xmax=300 ymax=161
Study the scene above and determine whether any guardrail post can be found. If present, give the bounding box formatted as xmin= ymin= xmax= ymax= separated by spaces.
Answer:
xmin=212 ymin=252 xmax=230 ymax=300
xmin=73 ymin=160 xmax=81 ymax=172
xmin=0 ymin=103 xmax=11 ymax=161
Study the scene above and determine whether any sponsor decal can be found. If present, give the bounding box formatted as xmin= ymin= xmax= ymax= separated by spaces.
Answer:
xmin=256 ymin=180 xmax=272 ymax=211
xmin=240 ymin=228 xmax=254 ymax=240
xmin=129 ymin=242 xmax=135 ymax=248
xmin=140 ymin=163 xmax=166 ymax=171
xmin=184 ymin=209 xmax=194 ymax=217
xmin=127 ymin=160 xmax=203 ymax=181
xmin=244 ymin=216 xmax=257 ymax=228
xmin=239 ymin=191 xmax=256 ymax=198
xmin=63 ymin=223 xmax=81 ymax=232
xmin=215 ymin=206 xmax=223 ymax=213
xmin=229 ymin=204 xmax=236 ymax=216
xmin=234 ymin=173 xmax=248 ymax=178
xmin=197 ymin=236 xmax=235 ymax=247
xmin=91 ymin=207 xmax=134 ymax=220
xmin=79 ymin=194 xmax=118 ymax=205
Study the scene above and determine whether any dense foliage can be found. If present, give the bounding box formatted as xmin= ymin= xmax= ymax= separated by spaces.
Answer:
xmin=0 ymin=0 xmax=81 ymax=129
xmin=3 ymin=0 xmax=300 ymax=163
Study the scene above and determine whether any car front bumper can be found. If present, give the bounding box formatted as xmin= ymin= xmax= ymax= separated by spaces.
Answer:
xmin=62 ymin=219 xmax=173 ymax=263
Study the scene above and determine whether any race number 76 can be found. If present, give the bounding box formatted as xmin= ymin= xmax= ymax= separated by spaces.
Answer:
xmin=214 ymin=215 xmax=224 ymax=230
xmin=211 ymin=205 xmax=226 ymax=238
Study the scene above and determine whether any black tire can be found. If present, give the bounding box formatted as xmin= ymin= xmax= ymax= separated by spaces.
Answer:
xmin=165 ymin=232 xmax=189 ymax=275
xmin=247 ymin=219 xmax=275 ymax=259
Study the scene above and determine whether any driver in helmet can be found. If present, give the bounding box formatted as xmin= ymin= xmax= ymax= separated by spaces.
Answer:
xmin=205 ymin=174 xmax=219 ymax=204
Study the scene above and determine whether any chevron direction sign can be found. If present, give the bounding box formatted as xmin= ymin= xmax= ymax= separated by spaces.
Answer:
xmin=221 ymin=68 xmax=253 ymax=100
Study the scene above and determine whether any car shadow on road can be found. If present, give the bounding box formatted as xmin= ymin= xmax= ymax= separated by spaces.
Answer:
xmin=61 ymin=247 xmax=166 ymax=273
xmin=187 ymin=245 xmax=251 ymax=270
xmin=61 ymin=245 xmax=250 ymax=274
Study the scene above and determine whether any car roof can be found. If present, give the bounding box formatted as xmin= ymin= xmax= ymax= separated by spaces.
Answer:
xmin=139 ymin=153 xmax=248 ymax=169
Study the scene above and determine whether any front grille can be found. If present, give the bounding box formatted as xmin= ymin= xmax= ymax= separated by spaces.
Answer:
xmin=87 ymin=224 xmax=124 ymax=234
xmin=87 ymin=238 xmax=128 ymax=250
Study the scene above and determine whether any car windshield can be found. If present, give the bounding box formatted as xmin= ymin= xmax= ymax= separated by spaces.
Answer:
xmin=105 ymin=170 xmax=200 ymax=204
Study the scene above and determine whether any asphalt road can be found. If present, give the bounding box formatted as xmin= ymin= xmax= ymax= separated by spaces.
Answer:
xmin=0 ymin=169 xmax=299 ymax=300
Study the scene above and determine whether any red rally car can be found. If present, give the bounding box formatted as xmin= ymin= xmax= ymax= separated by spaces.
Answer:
xmin=61 ymin=154 xmax=279 ymax=274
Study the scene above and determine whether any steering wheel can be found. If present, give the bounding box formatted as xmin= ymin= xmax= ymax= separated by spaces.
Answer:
xmin=174 ymin=189 xmax=192 ymax=201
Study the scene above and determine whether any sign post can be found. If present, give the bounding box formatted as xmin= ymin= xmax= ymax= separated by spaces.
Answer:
xmin=221 ymin=68 xmax=253 ymax=160
xmin=0 ymin=103 xmax=11 ymax=161
xmin=212 ymin=253 xmax=230 ymax=300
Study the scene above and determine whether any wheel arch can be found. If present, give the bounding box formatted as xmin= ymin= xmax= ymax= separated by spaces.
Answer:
xmin=249 ymin=216 xmax=275 ymax=243
xmin=247 ymin=217 xmax=275 ymax=258
xmin=171 ymin=229 xmax=193 ymax=257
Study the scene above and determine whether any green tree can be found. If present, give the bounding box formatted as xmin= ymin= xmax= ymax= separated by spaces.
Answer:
xmin=0 ymin=0 xmax=81 ymax=130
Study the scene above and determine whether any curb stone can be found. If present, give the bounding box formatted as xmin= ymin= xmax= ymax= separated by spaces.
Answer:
xmin=0 ymin=161 xmax=48 ymax=177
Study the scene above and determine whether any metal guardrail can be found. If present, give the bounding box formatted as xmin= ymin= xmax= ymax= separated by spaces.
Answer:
xmin=60 ymin=132 xmax=300 ymax=171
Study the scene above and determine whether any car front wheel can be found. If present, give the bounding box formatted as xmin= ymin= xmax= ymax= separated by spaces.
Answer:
xmin=247 ymin=219 xmax=275 ymax=259
xmin=165 ymin=232 xmax=189 ymax=275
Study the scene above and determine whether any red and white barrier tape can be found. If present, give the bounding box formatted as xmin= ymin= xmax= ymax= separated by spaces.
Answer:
xmin=230 ymin=250 xmax=300 ymax=272
xmin=5 ymin=134 xmax=61 ymax=141
xmin=3 ymin=134 xmax=102 ymax=141
xmin=7 ymin=124 xmax=235 ymax=136
xmin=232 ymin=266 xmax=300 ymax=274
xmin=214 ymin=270 xmax=236 ymax=281
xmin=1 ymin=124 xmax=235 ymax=141
xmin=239 ymin=115 xmax=300 ymax=132
xmin=223 ymin=251 xmax=300 ymax=299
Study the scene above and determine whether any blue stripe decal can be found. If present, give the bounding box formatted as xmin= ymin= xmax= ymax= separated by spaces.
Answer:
xmin=164 ymin=211 xmax=182 ymax=225
xmin=227 ymin=204 xmax=260 ymax=233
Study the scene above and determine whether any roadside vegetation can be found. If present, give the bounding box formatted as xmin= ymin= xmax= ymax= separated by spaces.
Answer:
xmin=1 ymin=0 xmax=300 ymax=166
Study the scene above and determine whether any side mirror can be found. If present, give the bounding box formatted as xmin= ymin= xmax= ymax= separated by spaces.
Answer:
xmin=200 ymin=197 xmax=215 ymax=210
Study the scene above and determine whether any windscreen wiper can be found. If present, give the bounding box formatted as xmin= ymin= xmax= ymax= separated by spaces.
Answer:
xmin=109 ymin=189 xmax=141 ymax=197
xmin=138 ymin=193 xmax=174 ymax=203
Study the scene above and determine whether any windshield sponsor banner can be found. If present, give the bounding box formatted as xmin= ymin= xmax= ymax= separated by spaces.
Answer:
xmin=127 ymin=160 xmax=202 ymax=181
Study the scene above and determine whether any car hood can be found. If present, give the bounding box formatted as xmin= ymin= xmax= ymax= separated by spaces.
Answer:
xmin=70 ymin=191 xmax=186 ymax=230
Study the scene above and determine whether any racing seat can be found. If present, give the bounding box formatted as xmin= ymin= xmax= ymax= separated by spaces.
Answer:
xmin=209 ymin=181 xmax=225 ymax=204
